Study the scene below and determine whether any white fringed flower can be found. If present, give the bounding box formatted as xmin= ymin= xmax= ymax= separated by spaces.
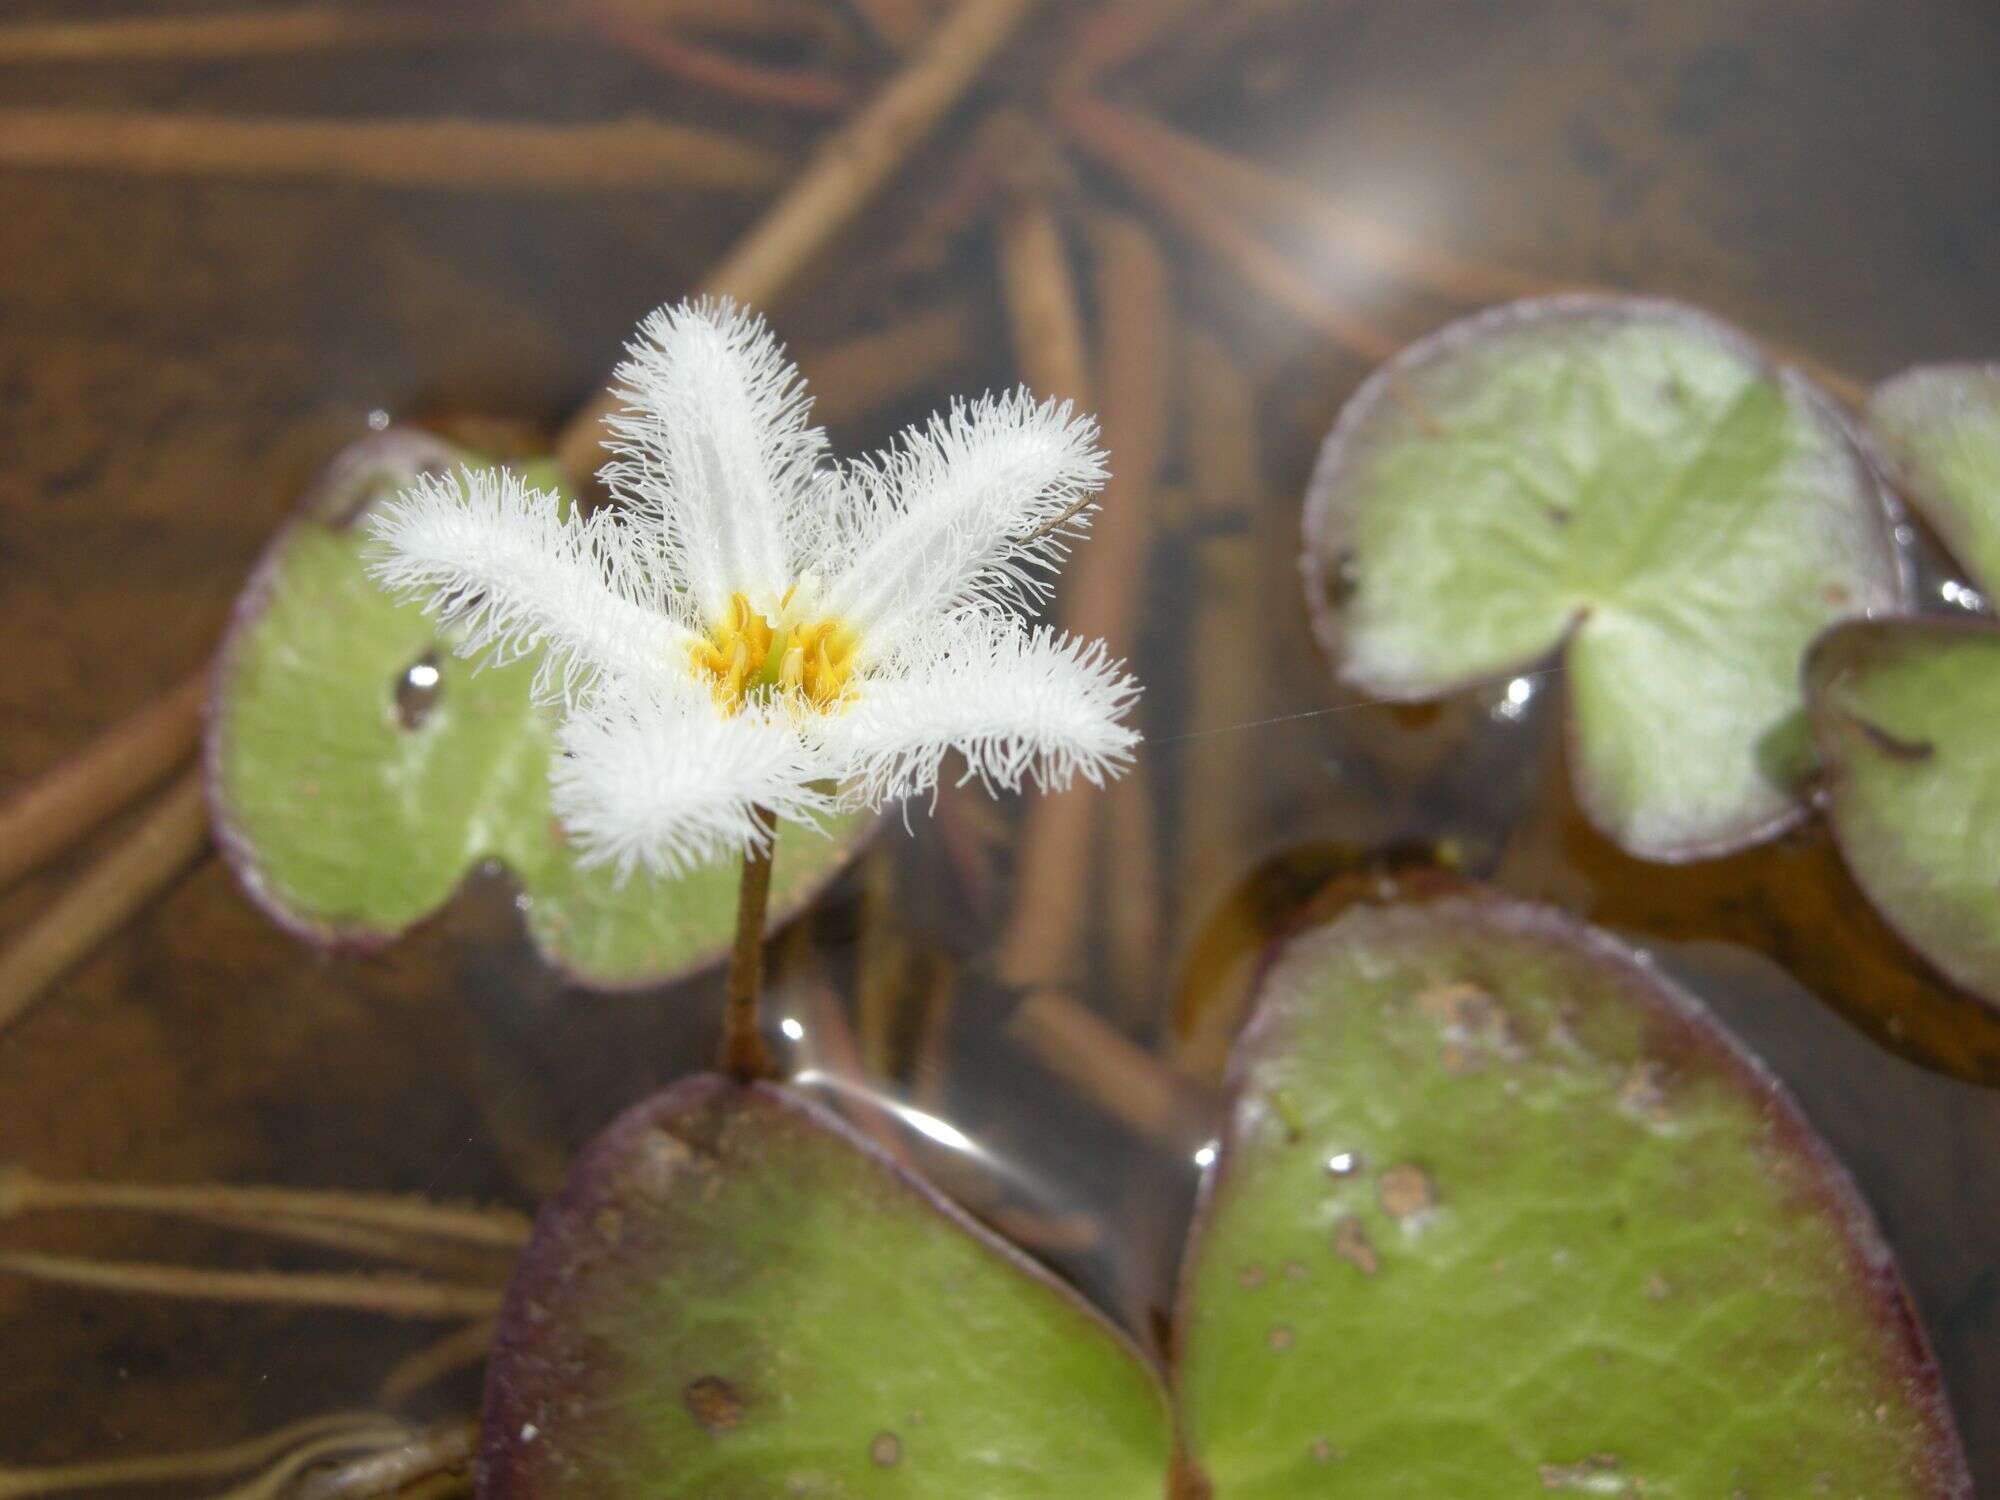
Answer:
xmin=369 ymin=298 xmax=1141 ymax=879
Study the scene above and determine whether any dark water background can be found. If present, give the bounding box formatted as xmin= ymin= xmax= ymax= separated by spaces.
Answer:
xmin=2 ymin=0 xmax=1997 ymax=1489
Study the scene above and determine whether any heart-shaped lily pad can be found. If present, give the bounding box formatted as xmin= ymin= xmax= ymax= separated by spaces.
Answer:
xmin=1301 ymin=295 xmax=1910 ymax=861
xmin=206 ymin=429 xmax=870 ymax=988
xmin=478 ymin=1077 xmax=1176 ymax=1497
xmin=1176 ymin=891 xmax=1968 ymax=1496
xmin=1867 ymin=362 xmax=2000 ymax=595
xmin=1807 ymin=618 xmax=2000 ymax=1010
xmin=482 ymin=892 xmax=1968 ymax=1496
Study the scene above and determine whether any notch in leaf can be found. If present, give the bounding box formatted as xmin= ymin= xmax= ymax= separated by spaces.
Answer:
xmin=480 ymin=891 xmax=1968 ymax=1496
xmin=206 ymin=429 xmax=872 ymax=990
xmin=1301 ymin=295 xmax=1910 ymax=861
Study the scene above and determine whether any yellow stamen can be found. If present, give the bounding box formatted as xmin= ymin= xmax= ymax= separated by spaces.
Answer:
xmin=689 ymin=591 xmax=858 ymax=714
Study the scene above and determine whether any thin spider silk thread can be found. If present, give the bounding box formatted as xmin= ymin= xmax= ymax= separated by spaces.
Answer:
xmin=1144 ymin=665 xmax=1567 ymax=750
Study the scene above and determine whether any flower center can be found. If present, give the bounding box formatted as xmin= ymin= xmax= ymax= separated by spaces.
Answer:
xmin=689 ymin=591 xmax=857 ymax=714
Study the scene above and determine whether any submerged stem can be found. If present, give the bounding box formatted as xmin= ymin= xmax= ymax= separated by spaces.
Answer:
xmin=722 ymin=805 xmax=781 ymax=1082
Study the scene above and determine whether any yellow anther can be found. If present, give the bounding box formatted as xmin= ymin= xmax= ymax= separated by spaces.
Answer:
xmin=688 ymin=590 xmax=857 ymax=715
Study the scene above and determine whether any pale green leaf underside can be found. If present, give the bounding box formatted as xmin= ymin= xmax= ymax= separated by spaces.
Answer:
xmin=1808 ymin=619 xmax=2000 ymax=1009
xmin=1867 ymin=362 xmax=2000 ymax=596
xmin=209 ymin=435 xmax=868 ymax=989
xmin=482 ymin=1080 xmax=1173 ymax=1498
xmin=1177 ymin=895 xmax=1965 ymax=1498
xmin=1303 ymin=296 xmax=1907 ymax=859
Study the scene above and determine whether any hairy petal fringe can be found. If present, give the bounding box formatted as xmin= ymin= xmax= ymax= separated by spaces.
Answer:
xmin=602 ymin=297 xmax=828 ymax=621
xmin=822 ymin=613 xmax=1141 ymax=810
xmin=820 ymin=390 xmax=1107 ymax=663
xmin=366 ymin=467 xmax=680 ymax=705
xmin=551 ymin=684 xmax=832 ymax=882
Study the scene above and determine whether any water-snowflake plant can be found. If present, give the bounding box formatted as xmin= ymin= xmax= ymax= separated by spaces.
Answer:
xmin=369 ymin=299 xmax=1140 ymax=1072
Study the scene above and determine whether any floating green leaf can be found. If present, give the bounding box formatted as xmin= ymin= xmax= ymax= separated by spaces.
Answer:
xmin=207 ymin=430 xmax=870 ymax=989
xmin=1302 ymin=295 xmax=1909 ymax=860
xmin=1867 ymin=362 xmax=2000 ymax=596
xmin=1807 ymin=618 xmax=2000 ymax=1010
xmin=479 ymin=1078 xmax=1175 ymax=1497
xmin=482 ymin=890 xmax=1968 ymax=1495
xmin=1175 ymin=892 xmax=1968 ymax=1498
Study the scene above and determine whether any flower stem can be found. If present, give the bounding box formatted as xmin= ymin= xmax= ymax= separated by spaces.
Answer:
xmin=722 ymin=806 xmax=780 ymax=1082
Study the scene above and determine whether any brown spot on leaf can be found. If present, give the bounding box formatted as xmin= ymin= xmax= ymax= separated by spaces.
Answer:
xmin=1267 ymin=1325 xmax=1294 ymax=1350
xmin=1378 ymin=1163 xmax=1435 ymax=1219
xmin=1619 ymin=1061 xmax=1673 ymax=1121
xmin=1237 ymin=1263 xmax=1267 ymax=1290
xmin=1332 ymin=1216 xmax=1379 ymax=1275
xmin=1417 ymin=979 xmax=1493 ymax=1029
xmin=682 ymin=1376 xmax=746 ymax=1433
xmin=1310 ymin=1437 xmax=1340 ymax=1463
xmin=870 ymin=1431 xmax=902 ymax=1467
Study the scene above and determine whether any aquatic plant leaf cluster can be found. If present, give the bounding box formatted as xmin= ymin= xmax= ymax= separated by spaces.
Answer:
xmin=1808 ymin=621 xmax=2000 ymax=1010
xmin=1867 ymin=363 xmax=2000 ymax=598
xmin=1301 ymin=295 xmax=1908 ymax=861
xmin=479 ymin=893 xmax=1967 ymax=1496
xmin=206 ymin=431 xmax=870 ymax=989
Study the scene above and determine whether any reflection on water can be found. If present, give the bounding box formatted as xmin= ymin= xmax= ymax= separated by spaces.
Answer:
xmin=1 ymin=0 xmax=1997 ymax=1488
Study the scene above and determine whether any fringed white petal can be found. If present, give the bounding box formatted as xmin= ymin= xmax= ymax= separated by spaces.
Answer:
xmin=821 ymin=612 xmax=1141 ymax=810
xmin=601 ymin=298 xmax=828 ymax=621
xmin=819 ymin=390 xmax=1107 ymax=664
xmin=551 ymin=684 xmax=833 ymax=882
xmin=367 ymin=466 xmax=681 ymax=705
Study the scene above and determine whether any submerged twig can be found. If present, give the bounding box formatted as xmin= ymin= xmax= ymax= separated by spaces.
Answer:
xmin=791 ymin=971 xmax=918 ymax=1169
xmin=1007 ymin=987 xmax=1190 ymax=1141
xmin=0 ymin=1412 xmax=405 ymax=1500
xmin=854 ymin=848 xmax=908 ymax=1078
xmin=997 ymin=211 xmax=1170 ymax=993
xmin=846 ymin=0 xmax=937 ymax=52
xmin=1067 ymin=99 xmax=1875 ymax=403
xmin=0 ymin=670 xmax=203 ymax=895
xmin=0 ymin=768 xmax=209 ymax=1038
xmin=378 ymin=1318 xmax=499 ymax=1405
xmin=887 ymin=106 xmax=1032 ymax=274
xmin=0 ymin=1168 xmax=531 ymax=1248
xmin=188 ymin=1212 xmax=516 ymax=1281
xmin=555 ymin=0 xmax=1043 ymax=476
xmin=1069 ymin=98 xmax=1564 ymax=307
xmin=0 ymin=1250 xmax=503 ymax=1320
xmin=584 ymin=11 xmax=858 ymax=113
xmin=290 ymin=1421 xmax=478 ymax=1500
xmin=0 ymin=4 xmax=838 ymax=62
xmin=1168 ymin=329 xmax=1271 ymax=1068
xmin=0 ymin=8 xmax=465 ymax=61
xmin=797 ymin=298 xmax=983 ymax=425
xmin=0 ymin=110 xmax=786 ymax=193
xmin=911 ymin=953 xmax=959 ymax=1115
xmin=1058 ymin=94 xmax=1400 ymax=362
xmin=212 ymin=1427 xmax=417 ymax=1500
xmin=1056 ymin=0 xmax=1210 ymax=89
xmin=1177 ymin=328 xmax=1267 ymax=903
xmin=997 ymin=187 xmax=1094 ymax=405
